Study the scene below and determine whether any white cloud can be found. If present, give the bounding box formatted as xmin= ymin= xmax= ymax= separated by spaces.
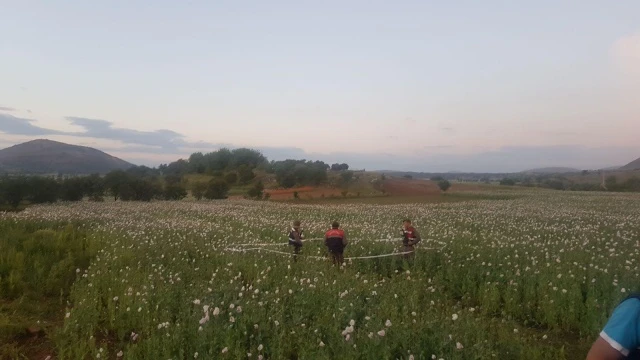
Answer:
xmin=612 ymin=32 xmax=640 ymax=76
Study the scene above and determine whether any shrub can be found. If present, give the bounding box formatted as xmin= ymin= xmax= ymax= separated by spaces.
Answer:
xmin=204 ymin=179 xmax=229 ymax=199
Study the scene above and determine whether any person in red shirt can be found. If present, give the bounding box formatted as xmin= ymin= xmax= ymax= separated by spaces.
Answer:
xmin=401 ymin=219 xmax=421 ymax=260
xmin=324 ymin=221 xmax=347 ymax=265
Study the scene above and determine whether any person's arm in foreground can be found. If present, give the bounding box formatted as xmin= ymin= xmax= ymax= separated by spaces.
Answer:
xmin=586 ymin=337 xmax=626 ymax=360
xmin=586 ymin=298 xmax=640 ymax=360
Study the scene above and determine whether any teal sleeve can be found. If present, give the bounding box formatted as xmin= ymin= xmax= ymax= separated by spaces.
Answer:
xmin=601 ymin=298 xmax=640 ymax=356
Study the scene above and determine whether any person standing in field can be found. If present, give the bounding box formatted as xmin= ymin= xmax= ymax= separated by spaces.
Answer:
xmin=288 ymin=220 xmax=304 ymax=261
xmin=586 ymin=294 xmax=640 ymax=359
xmin=401 ymin=219 xmax=421 ymax=260
xmin=325 ymin=221 xmax=347 ymax=265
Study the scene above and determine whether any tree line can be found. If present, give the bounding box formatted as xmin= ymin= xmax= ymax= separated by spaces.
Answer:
xmin=0 ymin=147 xmax=354 ymax=208
xmin=497 ymin=174 xmax=640 ymax=192
xmin=0 ymin=166 xmax=232 ymax=209
xmin=159 ymin=147 xmax=351 ymax=189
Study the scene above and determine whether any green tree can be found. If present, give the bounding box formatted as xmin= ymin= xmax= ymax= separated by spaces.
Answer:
xmin=60 ymin=178 xmax=86 ymax=201
xmin=500 ymin=178 xmax=516 ymax=186
xmin=224 ymin=172 xmax=238 ymax=185
xmin=104 ymin=170 xmax=130 ymax=200
xmin=204 ymin=179 xmax=229 ymax=200
xmin=247 ymin=181 xmax=265 ymax=199
xmin=134 ymin=179 xmax=162 ymax=201
xmin=162 ymin=159 xmax=189 ymax=176
xmin=230 ymin=148 xmax=267 ymax=169
xmin=605 ymin=175 xmax=618 ymax=190
xmin=118 ymin=179 xmax=162 ymax=201
xmin=164 ymin=183 xmax=188 ymax=200
xmin=437 ymin=179 xmax=452 ymax=192
xmin=340 ymin=170 xmax=354 ymax=185
xmin=622 ymin=177 xmax=640 ymax=192
xmin=192 ymin=181 xmax=207 ymax=200
xmin=84 ymin=174 xmax=105 ymax=201
xmin=27 ymin=177 xmax=59 ymax=204
xmin=188 ymin=152 xmax=206 ymax=173
xmin=237 ymin=165 xmax=255 ymax=184
xmin=2 ymin=177 xmax=27 ymax=208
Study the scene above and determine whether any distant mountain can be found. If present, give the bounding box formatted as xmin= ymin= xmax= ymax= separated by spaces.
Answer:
xmin=621 ymin=157 xmax=640 ymax=171
xmin=0 ymin=139 xmax=133 ymax=174
xmin=521 ymin=167 xmax=580 ymax=174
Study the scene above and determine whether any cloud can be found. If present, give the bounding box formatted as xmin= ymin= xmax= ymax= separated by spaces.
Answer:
xmin=612 ymin=32 xmax=640 ymax=76
xmin=67 ymin=117 xmax=194 ymax=150
xmin=1 ymin=114 xmax=637 ymax=172
xmin=438 ymin=127 xmax=456 ymax=134
xmin=0 ymin=106 xmax=16 ymax=112
xmin=0 ymin=113 xmax=65 ymax=136
xmin=423 ymin=145 xmax=454 ymax=149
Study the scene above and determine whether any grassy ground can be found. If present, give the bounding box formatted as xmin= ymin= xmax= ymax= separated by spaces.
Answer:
xmin=0 ymin=222 xmax=97 ymax=359
xmin=5 ymin=190 xmax=634 ymax=359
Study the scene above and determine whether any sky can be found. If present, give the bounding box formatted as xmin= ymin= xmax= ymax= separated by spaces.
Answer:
xmin=1 ymin=0 xmax=639 ymax=172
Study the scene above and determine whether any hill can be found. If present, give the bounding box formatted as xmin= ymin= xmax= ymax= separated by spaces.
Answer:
xmin=621 ymin=157 xmax=640 ymax=171
xmin=0 ymin=139 xmax=133 ymax=174
xmin=521 ymin=167 xmax=580 ymax=174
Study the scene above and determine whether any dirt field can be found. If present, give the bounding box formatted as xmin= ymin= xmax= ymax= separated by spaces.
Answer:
xmin=264 ymin=186 xmax=346 ymax=200
xmin=263 ymin=178 xmax=493 ymax=201
xmin=382 ymin=178 xmax=490 ymax=196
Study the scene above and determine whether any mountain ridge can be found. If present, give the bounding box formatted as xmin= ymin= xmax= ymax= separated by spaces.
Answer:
xmin=621 ymin=157 xmax=640 ymax=171
xmin=0 ymin=139 xmax=134 ymax=174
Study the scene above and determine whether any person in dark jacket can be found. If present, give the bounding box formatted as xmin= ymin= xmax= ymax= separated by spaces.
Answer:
xmin=401 ymin=219 xmax=421 ymax=260
xmin=324 ymin=221 xmax=347 ymax=265
xmin=288 ymin=220 xmax=304 ymax=260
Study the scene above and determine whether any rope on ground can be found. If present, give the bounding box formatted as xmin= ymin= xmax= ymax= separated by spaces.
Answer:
xmin=224 ymin=244 xmax=446 ymax=260
xmin=233 ymin=237 xmax=405 ymax=247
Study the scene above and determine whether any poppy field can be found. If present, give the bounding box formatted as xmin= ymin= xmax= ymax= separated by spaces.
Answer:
xmin=2 ymin=189 xmax=639 ymax=359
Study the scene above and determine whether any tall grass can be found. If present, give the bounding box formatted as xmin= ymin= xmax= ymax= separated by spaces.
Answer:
xmin=0 ymin=221 xmax=97 ymax=358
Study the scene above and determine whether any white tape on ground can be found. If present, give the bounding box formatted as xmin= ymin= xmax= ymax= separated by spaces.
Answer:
xmin=224 ymin=244 xmax=446 ymax=260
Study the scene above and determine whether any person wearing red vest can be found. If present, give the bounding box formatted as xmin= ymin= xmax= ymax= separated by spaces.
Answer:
xmin=401 ymin=219 xmax=421 ymax=260
xmin=324 ymin=221 xmax=347 ymax=265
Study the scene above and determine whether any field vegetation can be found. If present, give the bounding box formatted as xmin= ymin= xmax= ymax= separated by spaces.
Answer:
xmin=1 ymin=189 xmax=639 ymax=359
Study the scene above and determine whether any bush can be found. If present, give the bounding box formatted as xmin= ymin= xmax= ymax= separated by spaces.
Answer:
xmin=237 ymin=165 xmax=255 ymax=184
xmin=0 ymin=223 xmax=96 ymax=300
xmin=437 ymin=179 xmax=451 ymax=192
xmin=164 ymin=183 xmax=188 ymax=200
xmin=27 ymin=177 xmax=59 ymax=204
xmin=500 ymin=178 xmax=516 ymax=186
xmin=341 ymin=171 xmax=354 ymax=185
xmin=60 ymin=178 xmax=86 ymax=201
xmin=192 ymin=181 xmax=207 ymax=200
xmin=1 ymin=177 xmax=28 ymax=208
xmin=247 ymin=181 xmax=265 ymax=199
xmin=224 ymin=172 xmax=238 ymax=185
xmin=205 ymin=179 xmax=229 ymax=199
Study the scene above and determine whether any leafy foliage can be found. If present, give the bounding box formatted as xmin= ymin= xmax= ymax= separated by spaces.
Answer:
xmin=437 ymin=179 xmax=451 ymax=192
xmin=204 ymin=179 xmax=230 ymax=199
xmin=246 ymin=181 xmax=265 ymax=199
xmin=330 ymin=163 xmax=349 ymax=171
